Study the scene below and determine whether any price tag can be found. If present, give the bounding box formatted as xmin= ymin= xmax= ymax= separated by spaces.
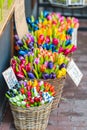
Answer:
xmin=2 ymin=67 xmax=18 ymax=89
xmin=72 ymin=28 xmax=77 ymax=47
xmin=15 ymin=0 xmax=28 ymax=39
xmin=67 ymin=59 xmax=83 ymax=87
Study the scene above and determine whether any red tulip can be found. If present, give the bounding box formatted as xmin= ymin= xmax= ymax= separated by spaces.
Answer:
xmin=25 ymin=63 xmax=31 ymax=72
xmin=30 ymin=99 xmax=34 ymax=104
xmin=39 ymin=34 xmax=44 ymax=43
xmin=21 ymin=59 xmax=26 ymax=65
xmin=20 ymin=63 xmax=25 ymax=70
xmin=26 ymin=103 xmax=30 ymax=108
xmin=34 ymin=97 xmax=39 ymax=102
xmin=20 ymin=88 xmax=25 ymax=94
xmin=52 ymin=20 xmax=57 ymax=25
xmin=11 ymin=59 xmax=17 ymax=66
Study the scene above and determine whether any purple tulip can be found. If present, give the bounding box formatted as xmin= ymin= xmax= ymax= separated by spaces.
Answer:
xmin=44 ymin=61 xmax=48 ymax=67
xmin=16 ymin=40 xmax=23 ymax=46
xmin=48 ymin=61 xmax=54 ymax=69
xmin=28 ymin=42 xmax=34 ymax=48
xmin=52 ymin=73 xmax=56 ymax=79
xmin=34 ymin=58 xmax=39 ymax=64
xmin=59 ymin=63 xmax=66 ymax=69
xmin=19 ymin=56 xmax=24 ymax=60
xmin=14 ymin=35 xmax=19 ymax=41
xmin=19 ymin=80 xmax=24 ymax=85
xmin=42 ymin=73 xmax=49 ymax=79
xmin=49 ymin=73 xmax=53 ymax=79
xmin=28 ymin=72 xmax=35 ymax=79
xmin=23 ymin=81 xmax=27 ymax=87
xmin=26 ymin=34 xmax=34 ymax=42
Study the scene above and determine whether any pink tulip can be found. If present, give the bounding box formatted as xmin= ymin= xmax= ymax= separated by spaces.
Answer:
xmin=47 ymin=15 xmax=52 ymax=20
xmin=64 ymin=49 xmax=71 ymax=55
xmin=16 ymin=71 xmax=25 ymax=79
xmin=21 ymin=59 xmax=26 ymax=65
xmin=70 ymin=45 xmax=77 ymax=53
xmin=58 ymin=47 xmax=64 ymax=53
xmin=52 ymin=38 xmax=59 ymax=46
xmin=45 ymin=36 xmax=50 ymax=43
xmin=56 ymin=13 xmax=61 ymax=19
xmin=27 ymin=91 xmax=31 ymax=97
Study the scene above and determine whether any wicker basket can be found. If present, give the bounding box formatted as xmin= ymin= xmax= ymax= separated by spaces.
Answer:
xmin=10 ymin=101 xmax=52 ymax=130
xmin=40 ymin=77 xmax=66 ymax=111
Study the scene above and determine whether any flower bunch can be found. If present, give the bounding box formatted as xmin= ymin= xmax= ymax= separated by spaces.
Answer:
xmin=26 ymin=11 xmax=79 ymax=55
xmin=14 ymin=33 xmax=36 ymax=56
xmin=6 ymin=80 xmax=55 ymax=108
xmin=11 ymin=48 xmax=69 ymax=80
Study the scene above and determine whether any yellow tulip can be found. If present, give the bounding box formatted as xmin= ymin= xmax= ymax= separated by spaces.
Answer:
xmin=57 ymin=58 xmax=64 ymax=65
xmin=60 ymin=33 xmax=66 ymax=41
xmin=33 ymin=80 xmax=38 ymax=87
xmin=47 ymin=29 xmax=52 ymax=36
xmin=61 ymin=68 xmax=67 ymax=76
xmin=57 ymin=70 xmax=63 ymax=78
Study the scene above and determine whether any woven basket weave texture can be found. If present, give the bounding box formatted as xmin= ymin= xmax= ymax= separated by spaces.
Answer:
xmin=10 ymin=102 xmax=52 ymax=130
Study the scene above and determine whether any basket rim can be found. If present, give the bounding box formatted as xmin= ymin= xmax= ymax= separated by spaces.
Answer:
xmin=9 ymin=101 xmax=52 ymax=112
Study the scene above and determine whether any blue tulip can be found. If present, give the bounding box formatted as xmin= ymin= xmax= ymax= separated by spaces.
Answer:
xmin=34 ymin=19 xmax=39 ymax=24
xmin=26 ymin=17 xmax=32 ymax=24
xmin=34 ymin=26 xmax=39 ymax=31
xmin=18 ymin=50 xmax=27 ymax=56
xmin=43 ymin=10 xmax=49 ymax=17
xmin=28 ymin=72 xmax=35 ymax=79
xmin=67 ymin=28 xmax=73 ymax=35
xmin=65 ymin=40 xmax=71 ymax=46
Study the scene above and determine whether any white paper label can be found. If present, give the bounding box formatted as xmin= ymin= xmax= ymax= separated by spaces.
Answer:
xmin=2 ymin=67 xmax=18 ymax=89
xmin=72 ymin=28 xmax=77 ymax=47
xmin=67 ymin=59 xmax=83 ymax=86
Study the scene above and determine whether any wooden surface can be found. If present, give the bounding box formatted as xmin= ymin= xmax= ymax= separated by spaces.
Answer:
xmin=0 ymin=2 xmax=15 ymax=37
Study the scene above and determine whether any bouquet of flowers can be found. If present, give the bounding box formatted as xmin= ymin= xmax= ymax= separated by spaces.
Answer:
xmin=11 ymin=48 xmax=69 ymax=80
xmin=6 ymin=80 xmax=55 ymax=107
xmin=14 ymin=33 xmax=36 ymax=56
xmin=26 ymin=11 xmax=79 ymax=55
